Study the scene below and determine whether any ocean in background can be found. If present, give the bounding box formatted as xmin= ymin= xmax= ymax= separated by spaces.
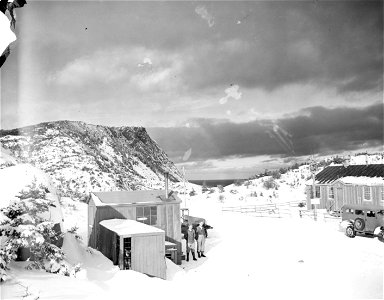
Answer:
xmin=188 ymin=179 xmax=242 ymax=187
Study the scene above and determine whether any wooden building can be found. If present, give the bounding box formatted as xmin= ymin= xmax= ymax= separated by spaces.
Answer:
xmin=88 ymin=189 xmax=182 ymax=264
xmin=99 ymin=219 xmax=166 ymax=279
xmin=306 ymin=164 xmax=384 ymax=211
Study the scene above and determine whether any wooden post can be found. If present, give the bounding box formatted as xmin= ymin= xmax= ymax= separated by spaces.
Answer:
xmin=119 ymin=236 xmax=124 ymax=270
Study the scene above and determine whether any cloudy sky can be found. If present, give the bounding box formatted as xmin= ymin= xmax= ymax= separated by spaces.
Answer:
xmin=1 ymin=0 xmax=383 ymax=179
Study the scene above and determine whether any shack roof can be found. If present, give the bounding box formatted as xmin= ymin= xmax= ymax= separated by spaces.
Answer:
xmin=91 ymin=189 xmax=181 ymax=206
xmin=100 ymin=219 xmax=164 ymax=237
xmin=337 ymin=176 xmax=384 ymax=186
xmin=309 ymin=164 xmax=384 ymax=185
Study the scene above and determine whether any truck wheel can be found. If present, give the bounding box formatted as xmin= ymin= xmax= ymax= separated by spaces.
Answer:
xmin=378 ymin=230 xmax=384 ymax=242
xmin=354 ymin=218 xmax=365 ymax=231
xmin=346 ymin=226 xmax=356 ymax=238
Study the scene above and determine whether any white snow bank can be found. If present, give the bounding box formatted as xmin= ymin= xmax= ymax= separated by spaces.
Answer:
xmin=0 ymin=164 xmax=64 ymax=225
xmin=165 ymin=258 xmax=186 ymax=281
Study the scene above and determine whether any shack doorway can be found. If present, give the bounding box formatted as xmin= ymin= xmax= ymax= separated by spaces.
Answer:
xmin=115 ymin=237 xmax=132 ymax=269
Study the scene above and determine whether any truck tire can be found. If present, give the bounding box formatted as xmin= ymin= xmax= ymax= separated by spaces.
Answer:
xmin=354 ymin=218 xmax=365 ymax=231
xmin=345 ymin=226 xmax=356 ymax=238
xmin=378 ymin=229 xmax=384 ymax=242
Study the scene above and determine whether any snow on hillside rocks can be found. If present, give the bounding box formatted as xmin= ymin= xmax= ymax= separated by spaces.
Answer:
xmin=0 ymin=121 xmax=183 ymax=200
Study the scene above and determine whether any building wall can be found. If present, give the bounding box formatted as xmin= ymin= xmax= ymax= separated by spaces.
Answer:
xmin=98 ymin=225 xmax=166 ymax=279
xmin=88 ymin=202 xmax=133 ymax=249
xmin=88 ymin=198 xmax=182 ymax=264
xmin=154 ymin=203 xmax=182 ymax=264
xmin=333 ymin=182 xmax=384 ymax=210
xmin=132 ymin=234 xmax=166 ymax=279
xmin=97 ymin=224 xmax=118 ymax=264
xmin=306 ymin=182 xmax=384 ymax=211
xmin=306 ymin=185 xmax=328 ymax=210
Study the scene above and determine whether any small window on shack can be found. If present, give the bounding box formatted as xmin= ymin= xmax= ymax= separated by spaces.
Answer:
xmin=377 ymin=210 xmax=384 ymax=216
xmin=366 ymin=211 xmax=375 ymax=218
xmin=363 ymin=186 xmax=371 ymax=201
xmin=136 ymin=206 xmax=157 ymax=226
xmin=355 ymin=209 xmax=364 ymax=216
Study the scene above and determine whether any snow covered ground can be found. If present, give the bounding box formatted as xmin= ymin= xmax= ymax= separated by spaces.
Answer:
xmin=3 ymin=188 xmax=383 ymax=299
xmin=1 ymin=156 xmax=383 ymax=299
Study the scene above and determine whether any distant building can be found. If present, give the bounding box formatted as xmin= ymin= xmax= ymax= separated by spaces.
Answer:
xmin=87 ymin=185 xmax=182 ymax=268
xmin=306 ymin=164 xmax=384 ymax=211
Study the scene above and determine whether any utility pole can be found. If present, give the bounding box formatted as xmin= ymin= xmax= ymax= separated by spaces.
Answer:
xmin=182 ymin=166 xmax=187 ymax=208
xmin=310 ymin=157 xmax=318 ymax=221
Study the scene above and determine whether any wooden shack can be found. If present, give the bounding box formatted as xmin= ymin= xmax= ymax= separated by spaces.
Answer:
xmin=88 ymin=189 xmax=182 ymax=264
xmin=306 ymin=164 xmax=384 ymax=211
xmin=99 ymin=219 xmax=166 ymax=279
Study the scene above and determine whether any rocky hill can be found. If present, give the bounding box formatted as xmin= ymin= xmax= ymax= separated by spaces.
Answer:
xmin=0 ymin=121 xmax=183 ymax=200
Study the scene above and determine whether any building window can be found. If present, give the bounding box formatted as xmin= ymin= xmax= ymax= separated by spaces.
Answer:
xmin=363 ymin=186 xmax=371 ymax=201
xmin=136 ymin=206 xmax=157 ymax=226
xmin=310 ymin=186 xmax=320 ymax=198
xmin=328 ymin=187 xmax=334 ymax=199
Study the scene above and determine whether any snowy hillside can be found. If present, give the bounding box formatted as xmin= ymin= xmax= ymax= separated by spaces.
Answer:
xmin=171 ymin=165 xmax=312 ymax=209
xmin=348 ymin=153 xmax=384 ymax=165
xmin=0 ymin=121 xmax=183 ymax=200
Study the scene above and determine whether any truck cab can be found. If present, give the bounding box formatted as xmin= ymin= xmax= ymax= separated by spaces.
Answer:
xmin=341 ymin=204 xmax=384 ymax=239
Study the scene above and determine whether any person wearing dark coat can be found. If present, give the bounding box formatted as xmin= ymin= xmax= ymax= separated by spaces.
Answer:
xmin=184 ymin=224 xmax=197 ymax=261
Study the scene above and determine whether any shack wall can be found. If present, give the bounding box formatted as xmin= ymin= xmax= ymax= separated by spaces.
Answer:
xmin=89 ymin=205 xmax=135 ymax=249
xmin=332 ymin=182 xmax=384 ymax=210
xmin=88 ymin=200 xmax=182 ymax=264
xmin=98 ymin=225 xmax=118 ymax=264
xmin=132 ymin=233 xmax=166 ymax=279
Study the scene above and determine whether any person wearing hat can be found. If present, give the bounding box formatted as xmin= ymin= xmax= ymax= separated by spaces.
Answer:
xmin=196 ymin=221 xmax=207 ymax=257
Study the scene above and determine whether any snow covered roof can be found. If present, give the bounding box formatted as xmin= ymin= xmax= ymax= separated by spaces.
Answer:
xmin=337 ymin=176 xmax=384 ymax=186
xmin=92 ymin=190 xmax=181 ymax=206
xmin=99 ymin=219 xmax=164 ymax=237
xmin=310 ymin=164 xmax=384 ymax=184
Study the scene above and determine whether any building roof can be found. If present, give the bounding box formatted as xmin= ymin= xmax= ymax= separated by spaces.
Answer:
xmin=314 ymin=164 xmax=384 ymax=184
xmin=91 ymin=189 xmax=181 ymax=206
xmin=338 ymin=176 xmax=384 ymax=185
xmin=100 ymin=219 xmax=164 ymax=237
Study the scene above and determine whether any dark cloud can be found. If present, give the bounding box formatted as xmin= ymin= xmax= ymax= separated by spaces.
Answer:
xmin=183 ymin=1 xmax=383 ymax=93
xmin=9 ymin=1 xmax=382 ymax=94
xmin=148 ymin=102 xmax=383 ymax=162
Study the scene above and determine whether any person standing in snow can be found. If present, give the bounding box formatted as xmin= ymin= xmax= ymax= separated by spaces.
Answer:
xmin=185 ymin=224 xmax=197 ymax=261
xmin=196 ymin=221 xmax=207 ymax=257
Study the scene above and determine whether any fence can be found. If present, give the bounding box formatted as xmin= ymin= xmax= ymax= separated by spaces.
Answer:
xmin=222 ymin=201 xmax=340 ymax=222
